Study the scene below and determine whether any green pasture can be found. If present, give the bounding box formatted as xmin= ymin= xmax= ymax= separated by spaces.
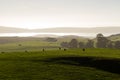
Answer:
xmin=0 ymin=40 xmax=60 ymax=52
xmin=0 ymin=49 xmax=119 ymax=80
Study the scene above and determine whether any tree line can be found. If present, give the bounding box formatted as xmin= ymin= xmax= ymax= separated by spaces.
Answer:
xmin=60 ymin=33 xmax=120 ymax=49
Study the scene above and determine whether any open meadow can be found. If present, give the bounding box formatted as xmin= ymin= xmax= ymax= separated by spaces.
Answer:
xmin=1 ymin=0 xmax=120 ymax=79
xmin=0 ymin=48 xmax=120 ymax=80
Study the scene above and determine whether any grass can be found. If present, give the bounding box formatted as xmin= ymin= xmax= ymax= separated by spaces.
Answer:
xmin=0 ymin=49 xmax=120 ymax=80
xmin=0 ymin=40 xmax=60 ymax=52
xmin=0 ymin=37 xmax=88 ymax=52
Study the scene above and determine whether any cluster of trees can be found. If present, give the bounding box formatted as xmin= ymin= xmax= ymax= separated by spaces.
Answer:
xmin=96 ymin=33 xmax=120 ymax=48
xmin=61 ymin=33 xmax=120 ymax=49
xmin=61 ymin=39 xmax=94 ymax=48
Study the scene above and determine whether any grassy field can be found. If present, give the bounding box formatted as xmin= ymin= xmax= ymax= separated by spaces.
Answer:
xmin=0 ymin=49 xmax=120 ymax=80
xmin=0 ymin=40 xmax=60 ymax=52
xmin=0 ymin=36 xmax=88 ymax=52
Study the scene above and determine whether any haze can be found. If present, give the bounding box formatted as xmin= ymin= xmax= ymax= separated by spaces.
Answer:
xmin=0 ymin=0 xmax=120 ymax=29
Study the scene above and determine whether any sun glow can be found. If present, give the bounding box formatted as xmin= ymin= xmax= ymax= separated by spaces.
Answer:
xmin=0 ymin=16 xmax=116 ymax=29
xmin=0 ymin=32 xmax=112 ymax=38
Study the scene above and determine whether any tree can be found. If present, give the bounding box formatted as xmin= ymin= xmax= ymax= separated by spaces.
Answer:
xmin=96 ymin=33 xmax=109 ymax=48
xmin=60 ymin=42 xmax=69 ymax=48
xmin=107 ymin=41 xmax=114 ymax=48
xmin=97 ymin=33 xmax=104 ymax=38
xmin=85 ymin=40 xmax=94 ymax=48
xmin=69 ymin=39 xmax=78 ymax=48
xmin=79 ymin=42 xmax=85 ymax=48
xmin=114 ymin=41 xmax=120 ymax=49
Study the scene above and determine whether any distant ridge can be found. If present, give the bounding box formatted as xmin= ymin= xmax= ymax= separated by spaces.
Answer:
xmin=0 ymin=26 xmax=29 ymax=33
xmin=0 ymin=26 xmax=120 ymax=37
xmin=33 ymin=27 xmax=120 ymax=34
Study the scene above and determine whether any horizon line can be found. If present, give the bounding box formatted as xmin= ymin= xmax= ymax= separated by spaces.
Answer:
xmin=0 ymin=26 xmax=120 ymax=29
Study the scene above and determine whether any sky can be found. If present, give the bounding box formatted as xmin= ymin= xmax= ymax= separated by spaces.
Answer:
xmin=0 ymin=0 xmax=120 ymax=29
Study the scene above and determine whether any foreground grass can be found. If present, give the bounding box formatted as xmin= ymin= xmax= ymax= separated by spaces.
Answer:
xmin=0 ymin=49 xmax=120 ymax=80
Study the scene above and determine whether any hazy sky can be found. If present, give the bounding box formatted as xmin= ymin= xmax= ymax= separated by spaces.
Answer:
xmin=0 ymin=0 xmax=120 ymax=29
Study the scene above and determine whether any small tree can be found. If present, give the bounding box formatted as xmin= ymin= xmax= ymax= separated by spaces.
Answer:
xmin=60 ymin=42 xmax=69 ymax=48
xmin=85 ymin=40 xmax=94 ymax=48
xmin=69 ymin=39 xmax=78 ymax=48
xmin=79 ymin=42 xmax=85 ymax=48
xmin=107 ymin=41 xmax=114 ymax=48
xmin=96 ymin=33 xmax=109 ymax=48
xmin=114 ymin=41 xmax=120 ymax=49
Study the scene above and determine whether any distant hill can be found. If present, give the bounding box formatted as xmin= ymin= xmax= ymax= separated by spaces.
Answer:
xmin=0 ymin=37 xmax=43 ymax=44
xmin=0 ymin=35 xmax=88 ymax=44
xmin=57 ymin=35 xmax=89 ymax=42
xmin=0 ymin=26 xmax=120 ymax=35
xmin=108 ymin=34 xmax=120 ymax=41
xmin=33 ymin=34 xmax=59 ymax=38
xmin=33 ymin=27 xmax=120 ymax=34
xmin=0 ymin=26 xmax=29 ymax=33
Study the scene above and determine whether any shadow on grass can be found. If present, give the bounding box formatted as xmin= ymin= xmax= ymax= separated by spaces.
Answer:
xmin=42 ymin=56 xmax=120 ymax=74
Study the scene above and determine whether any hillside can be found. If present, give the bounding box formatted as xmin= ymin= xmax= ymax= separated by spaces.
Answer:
xmin=0 ymin=37 xmax=43 ymax=44
xmin=108 ymin=34 xmax=120 ymax=41
xmin=33 ymin=27 xmax=120 ymax=34
xmin=0 ymin=35 xmax=88 ymax=44
xmin=57 ymin=35 xmax=89 ymax=42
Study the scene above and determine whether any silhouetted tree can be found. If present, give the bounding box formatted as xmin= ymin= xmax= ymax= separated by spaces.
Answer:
xmin=60 ymin=42 xmax=69 ymax=48
xmin=97 ymin=33 xmax=104 ymax=38
xmin=85 ymin=40 xmax=94 ymax=48
xmin=69 ymin=39 xmax=78 ymax=48
xmin=79 ymin=42 xmax=85 ymax=48
xmin=107 ymin=41 xmax=114 ymax=48
xmin=114 ymin=41 xmax=120 ymax=48
xmin=96 ymin=33 xmax=109 ymax=48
